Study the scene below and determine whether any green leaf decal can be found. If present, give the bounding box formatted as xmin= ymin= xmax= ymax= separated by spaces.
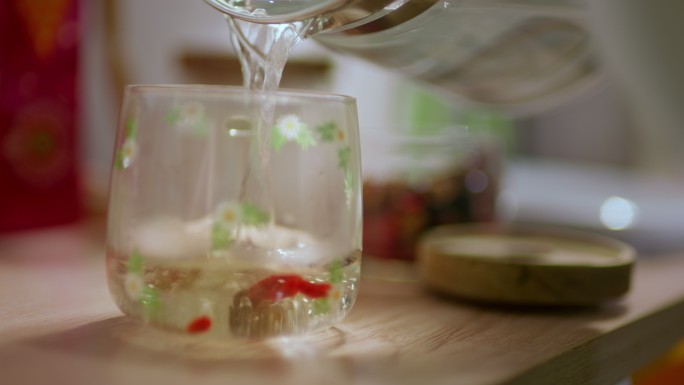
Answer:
xmin=165 ymin=107 xmax=181 ymax=125
xmin=296 ymin=128 xmax=317 ymax=149
xmin=192 ymin=118 xmax=210 ymax=137
xmin=125 ymin=118 xmax=138 ymax=139
xmin=127 ymin=250 xmax=144 ymax=273
xmin=114 ymin=150 xmax=125 ymax=170
xmin=312 ymin=298 xmax=330 ymax=315
xmin=241 ymin=202 xmax=270 ymax=226
xmin=329 ymin=260 xmax=343 ymax=284
xmin=337 ymin=146 xmax=351 ymax=170
xmin=211 ymin=223 xmax=233 ymax=249
xmin=271 ymin=125 xmax=287 ymax=151
xmin=316 ymin=121 xmax=337 ymax=142
xmin=141 ymin=286 xmax=161 ymax=309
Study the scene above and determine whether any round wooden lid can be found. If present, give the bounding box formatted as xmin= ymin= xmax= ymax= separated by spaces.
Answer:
xmin=417 ymin=224 xmax=636 ymax=306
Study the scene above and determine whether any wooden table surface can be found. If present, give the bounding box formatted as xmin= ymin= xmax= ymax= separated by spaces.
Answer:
xmin=2 ymin=223 xmax=684 ymax=385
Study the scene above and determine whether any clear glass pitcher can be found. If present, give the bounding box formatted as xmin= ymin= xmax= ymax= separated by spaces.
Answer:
xmin=205 ymin=0 xmax=597 ymax=110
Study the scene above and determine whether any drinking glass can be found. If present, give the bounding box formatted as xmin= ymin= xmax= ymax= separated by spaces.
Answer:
xmin=106 ymin=85 xmax=362 ymax=339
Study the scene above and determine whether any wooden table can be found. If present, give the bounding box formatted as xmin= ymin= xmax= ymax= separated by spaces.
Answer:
xmin=2 ymin=223 xmax=684 ymax=385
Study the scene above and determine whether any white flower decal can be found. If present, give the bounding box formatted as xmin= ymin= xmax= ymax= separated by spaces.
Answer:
xmin=115 ymin=118 xmax=138 ymax=170
xmin=329 ymin=284 xmax=343 ymax=302
xmin=211 ymin=202 xmax=241 ymax=250
xmin=211 ymin=201 xmax=271 ymax=250
xmin=121 ymin=138 xmax=137 ymax=167
xmin=125 ymin=272 xmax=145 ymax=301
xmin=124 ymin=250 xmax=161 ymax=310
xmin=214 ymin=201 xmax=242 ymax=227
xmin=179 ymin=101 xmax=205 ymax=127
xmin=166 ymin=101 xmax=208 ymax=136
xmin=272 ymin=114 xmax=317 ymax=150
xmin=277 ymin=114 xmax=303 ymax=140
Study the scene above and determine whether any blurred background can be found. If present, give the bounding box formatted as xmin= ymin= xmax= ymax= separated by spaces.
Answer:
xmin=4 ymin=0 xmax=684 ymax=253
xmin=2 ymin=0 xmax=684 ymax=383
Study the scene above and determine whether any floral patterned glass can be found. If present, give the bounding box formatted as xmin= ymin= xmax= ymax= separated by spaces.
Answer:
xmin=106 ymin=85 xmax=362 ymax=339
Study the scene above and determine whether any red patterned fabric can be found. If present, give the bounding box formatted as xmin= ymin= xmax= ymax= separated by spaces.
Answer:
xmin=0 ymin=0 xmax=81 ymax=231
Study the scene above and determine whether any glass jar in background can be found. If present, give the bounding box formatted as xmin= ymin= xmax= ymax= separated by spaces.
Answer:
xmin=361 ymin=127 xmax=502 ymax=262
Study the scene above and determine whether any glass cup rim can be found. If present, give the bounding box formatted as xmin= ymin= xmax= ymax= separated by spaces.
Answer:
xmin=125 ymin=84 xmax=356 ymax=104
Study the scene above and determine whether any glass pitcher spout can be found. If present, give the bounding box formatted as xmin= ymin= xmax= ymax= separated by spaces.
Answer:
xmin=204 ymin=0 xmax=436 ymax=31
xmin=204 ymin=0 xmax=345 ymax=23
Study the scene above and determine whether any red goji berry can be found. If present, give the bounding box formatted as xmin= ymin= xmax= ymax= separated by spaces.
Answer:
xmin=186 ymin=315 xmax=212 ymax=333
xmin=246 ymin=274 xmax=332 ymax=304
